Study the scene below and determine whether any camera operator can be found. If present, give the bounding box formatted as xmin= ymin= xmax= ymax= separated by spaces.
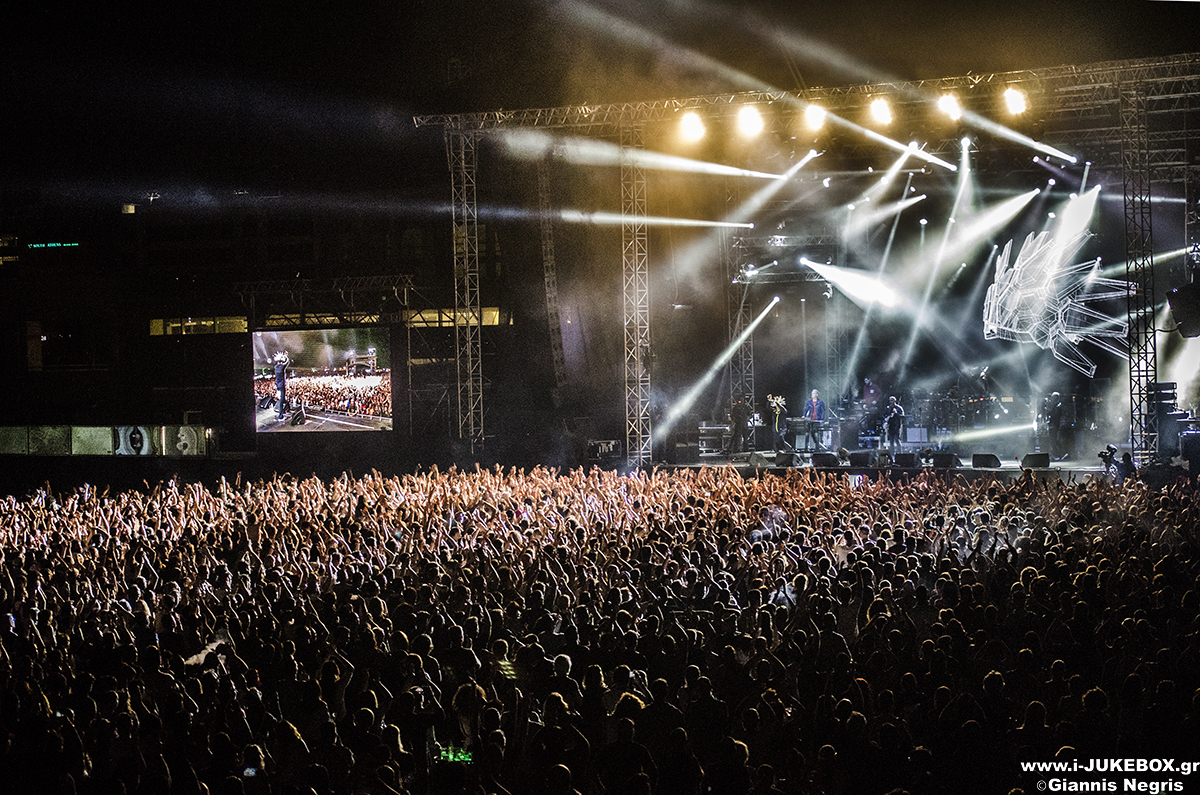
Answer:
xmin=1098 ymin=444 xmax=1120 ymax=481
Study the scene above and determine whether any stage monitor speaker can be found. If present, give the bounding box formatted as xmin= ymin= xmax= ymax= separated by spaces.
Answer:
xmin=672 ymin=442 xmax=700 ymax=464
xmin=1183 ymin=432 xmax=1200 ymax=466
xmin=812 ymin=451 xmax=841 ymax=467
xmin=849 ymin=451 xmax=876 ymax=467
xmin=1021 ymin=452 xmax=1050 ymax=468
xmin=289 ymin=408 xmax=307 ymax=426
xmin=932 ymin=453 xmax=960 ymax=469
xmin=1168 ymin=284 xmax=1200 ymax=338
xmin=776 ymin=451 xmax=798 ymax=467
xmin=972 ymin=453 xmax=1002 ymax=468
xmin=748 ymin=452 xmax=773 ymax=467
xmin=893 ymin=452 xmax=919 ymax=468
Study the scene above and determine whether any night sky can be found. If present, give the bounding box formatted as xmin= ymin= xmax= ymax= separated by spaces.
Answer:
xmin=7 ymin=0 xmax=1200 ymax=201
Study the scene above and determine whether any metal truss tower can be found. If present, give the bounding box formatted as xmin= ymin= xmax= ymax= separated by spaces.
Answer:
xmin=1118 ymin=85 xmax=1162 ymax=464
xmin=724 ymin=182 xmax=755 ymax=414
xmin=447 ymin=129 xmax=484 ymax=452
xmin=1120 ymin=86 xmax=1158 ymax=463
xmin=621 ymin=122 xmax=652 ymax=468
xmin=537 ymin=159 xmax=569 ymax=405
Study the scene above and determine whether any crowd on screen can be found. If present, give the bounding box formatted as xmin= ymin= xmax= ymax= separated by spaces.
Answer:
xmin=255 ymin=375 xmax=392 ymax=418
xmin=2 ymin=463 xmax=1199 ymax=795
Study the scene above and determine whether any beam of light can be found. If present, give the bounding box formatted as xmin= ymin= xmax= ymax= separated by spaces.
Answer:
xmin=900 ymin=156 xmax=972 ymax=379
xmin=671 ymin=150 xmax=821 ymax=283
xmin=1096 ymin=246 xmax=1192 ymax=279
xmin=737 ymin=105 xmax=764 ymax=137
xmin=840 ymin=171 xmax=915 ymax=394
xmin=860 ymin=150 xmax=914 ymax=203
xmin=803 ymin=260 xmax=900 ymax=308
xmin=564 ymin=3 xmax=955 ymax=172
xmin=680 ymin=111 xmax=706 ymax=142
xmin=561 ymin=1 xmax=787 ymax=98
xmin=958 ymin=136 xmax=975 ymax=215
xmin=826 ymin=123 xmax=955 ymax=172
xmin=558 ymin=210 xmax=753 ymax=228
xmin=958 ymin=244 xmax=1001 ymax=328
xmin=730 ymin=150 xmax=820 ymax=222
xmin=497 ymin=128 xmax=786 ymax=179
xmin=845 ymin=193 xmax=927 ymax=237
xmin=1053 ymin=185 xmax=1101 ymax=252
xmin=1032 ymin=156 xmax=1079 ymax=188
xmin=934 ymin=188 xmax=1040 ymax=268
xmin=1004 ymin=87 xmax=1028 ymax=115
xmin=83 ymin=178 xmax=456 ymax=218
xmin=950 ymin=423 xmax=1036 ymax=443
xmin=656 ymin=296 xmax=781 ymax=441
xmin=959 ymin=108 xmax=1077 ymax=163
xmin=1098 ymin=194 xmax=1187 ymax=204
xmin=1159 ymin=306 xmax=1200 ymax=409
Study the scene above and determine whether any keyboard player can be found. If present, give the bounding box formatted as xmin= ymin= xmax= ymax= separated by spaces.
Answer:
xmin=802 ymin=389 xmax=826 ymax=451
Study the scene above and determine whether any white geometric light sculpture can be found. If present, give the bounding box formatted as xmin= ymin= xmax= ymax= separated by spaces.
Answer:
xmin=983 ymin=230 xmax=1131 ymax=377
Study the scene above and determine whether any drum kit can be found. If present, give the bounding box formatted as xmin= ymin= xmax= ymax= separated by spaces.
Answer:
xmin=843 ymin=382 xmax=996 ymax=445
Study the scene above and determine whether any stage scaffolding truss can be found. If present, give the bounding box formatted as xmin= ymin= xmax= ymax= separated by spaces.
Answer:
xmin=414 ymin=52 xmax=1200 ymax=465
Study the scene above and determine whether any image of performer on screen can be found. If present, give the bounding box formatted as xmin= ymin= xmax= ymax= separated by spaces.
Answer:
xmin=273 ymin=351 xmax=291 ymax=420
xmin=884 ymin=395 xmax=905 ymax=451
xmin=802 ymin=389 xmax=826 ymax=451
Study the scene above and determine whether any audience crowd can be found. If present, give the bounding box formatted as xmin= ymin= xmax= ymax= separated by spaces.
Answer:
xmin=2 ymin=464 xmax=1199 ymax=795
xmin=255 ymin=376 xmax=392 ymax=418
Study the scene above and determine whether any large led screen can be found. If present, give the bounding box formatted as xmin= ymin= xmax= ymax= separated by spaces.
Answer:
xmin=254 ymin=329 xmax=392 ymax=433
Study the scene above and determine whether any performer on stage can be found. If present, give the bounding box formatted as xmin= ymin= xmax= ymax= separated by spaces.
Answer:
xmin=1047 ymin=391 xmax=1069 ymax=460
xmin=802 ymin=389 xmax=826 ymax=451
xmin=273 ymin=351 xmax=291 ymax=420
xmin=767 ymin=394 xmax=788 ymax=452
xmin=884 ymin=395 xmax=905 ymax=452
xmin=728 ymin=394 xmax=751 ymax=454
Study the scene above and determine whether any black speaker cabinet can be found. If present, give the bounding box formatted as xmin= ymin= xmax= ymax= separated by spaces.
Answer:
xmin=1168 ymin=284 xmax=1200 ymax=338
xmin=893 ymin=452 xmax=919 ymax=468
xmin=972 ymin=453 xmax=1002 ymax=468
xmin=1021 ymin=452 xmax=1050 ymax=468
xmin=849 ymin=451 xmax=876 ymax=467
xmin=932 ymin=453 xmax=960 ymax=468
xmin=812 ymin=451 xmax=842 ymax=467
xmin=673 ymin=442 xmax=700 ymax=464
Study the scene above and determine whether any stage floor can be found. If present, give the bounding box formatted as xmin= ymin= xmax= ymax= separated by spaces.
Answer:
xmin=659 ymin=447 xmax=1109 ymax=482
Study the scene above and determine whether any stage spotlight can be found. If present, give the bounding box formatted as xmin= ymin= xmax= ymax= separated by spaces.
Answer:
xmin=1048 ymin=178 xmax=1056 ymax=186
xmin=938 ymin=94 xmax=963 ymax=121
xmin=961 ymin=136 xmax=971 ymax=150
xmin=1004 ymin=87 xmax=1028 ymax=115
xmin=870 ymin=97 xmax=892 ymax=125
xmin=738 ymin=105 xmax=764 ymax=137
xmin=680 ymin=111 xmax=705 ymax=142
xmin=919 ymin=218 xmax=928 ymax=226
xmin=805 ymin=104 xmax=826 ymax=131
